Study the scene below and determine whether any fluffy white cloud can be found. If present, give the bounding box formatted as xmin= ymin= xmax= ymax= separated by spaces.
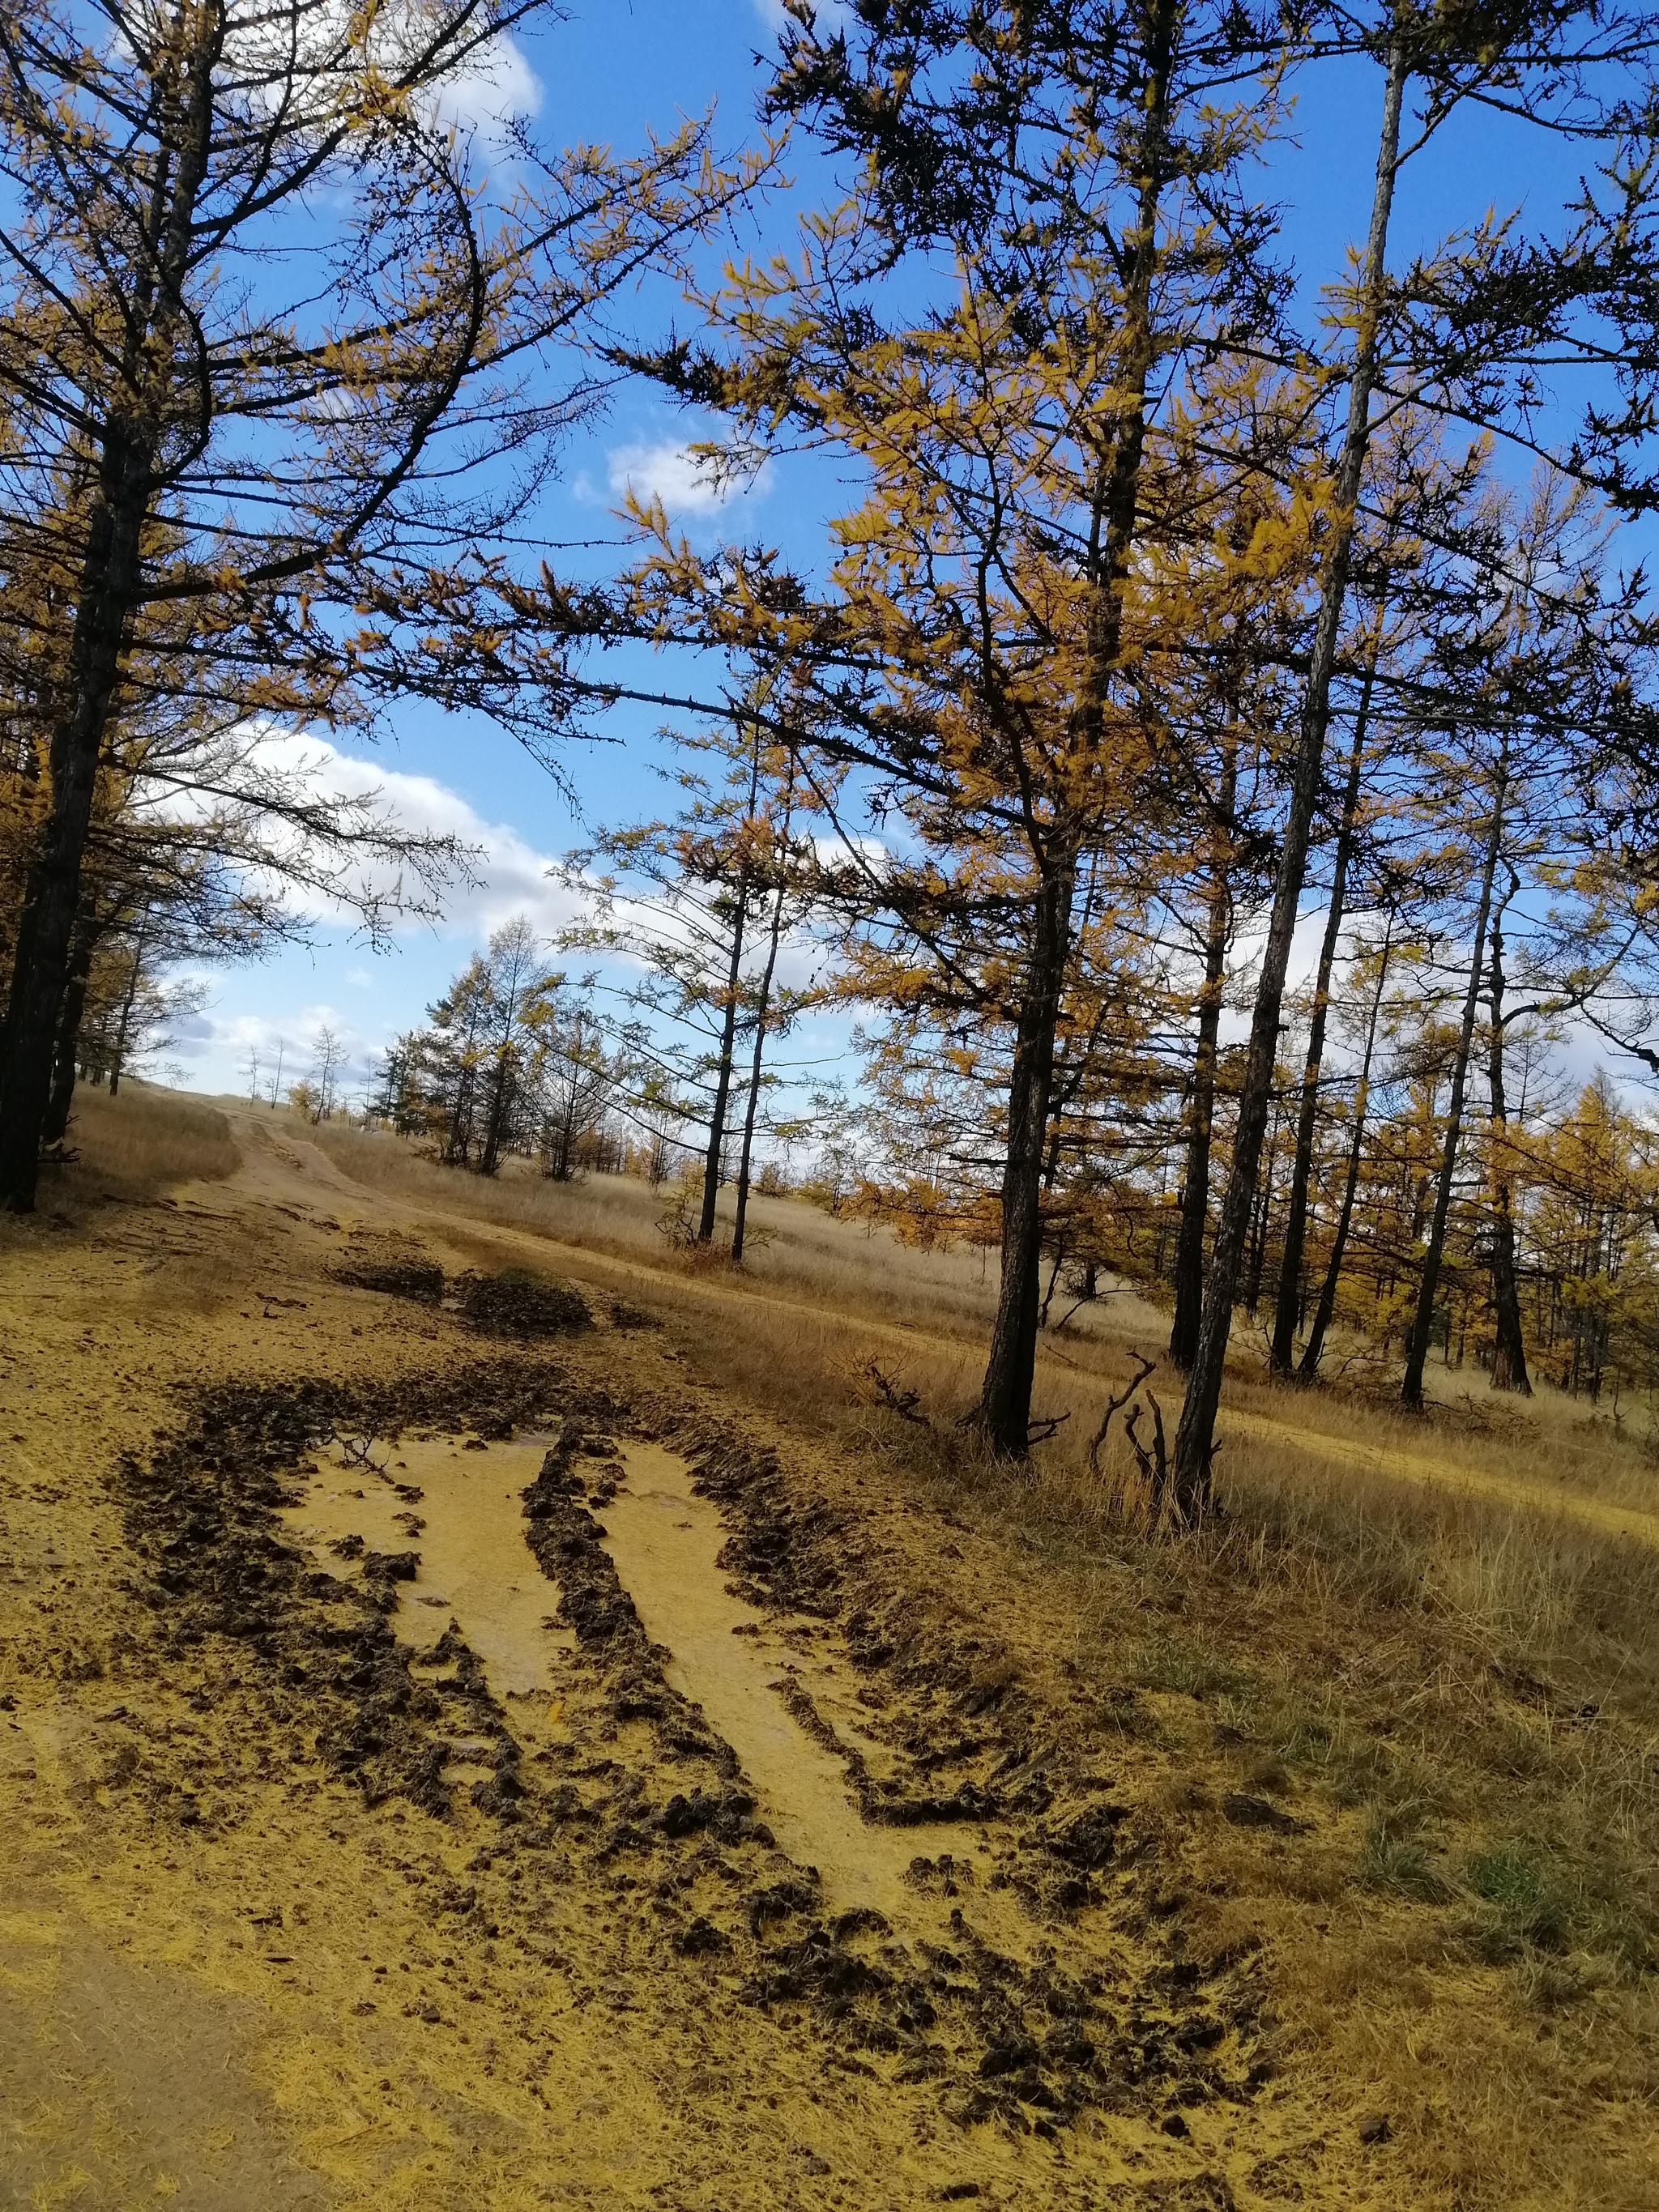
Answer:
xmin=604 ymin=437 xmax=772 ymax=518
xmin=193 ymin=1000 xmax=370 ymax=1091
xmin=436 ymin=29 xmax=541 ymax=140
xmin=224 ymin=2 xmax=542 ymax=151
xmin=151 ymin=732 xmax=599 ymax=1097
xmin=232 ymin=731 xmax=587 ymax=942
xmin=156 ymin=734 xmax=851 ymax=1107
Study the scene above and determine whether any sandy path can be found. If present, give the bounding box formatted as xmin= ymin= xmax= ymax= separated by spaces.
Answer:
xmin=8 ymin=1097 xmax=1659 ymax=2211
xmin=199 ymin=1103 xmax=401 ymax=1217
xmin=281 ymin=1432 xmax=1013 ymax=1932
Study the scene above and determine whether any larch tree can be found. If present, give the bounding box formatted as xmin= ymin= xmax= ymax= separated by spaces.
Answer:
xmin=1297 ymin=924 xmax=1402 ymax=1379
xmin=555 ymin=700 xmax=811 ymax=1247
xmin=616 ymin=0 xmax=1304 ymax=1456
xmin=1392 ymin=466 xmax=1635 ymax=1405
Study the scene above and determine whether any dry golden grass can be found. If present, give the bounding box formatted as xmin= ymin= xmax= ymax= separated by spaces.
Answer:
xmin=0 ymin=1089 xmax=1646 ymax=2207
xmin=40 ymin=1079 xmax=237 ymax=1209
xmin=313 ymin=1117 xmax=1173 ymax=1338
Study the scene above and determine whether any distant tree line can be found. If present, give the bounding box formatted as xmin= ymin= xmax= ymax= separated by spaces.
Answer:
xmin=367 ymin=877 xmax=807 ymax=1264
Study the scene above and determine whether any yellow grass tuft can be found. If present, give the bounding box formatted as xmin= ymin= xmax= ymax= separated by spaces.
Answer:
xmin=41 ymin=1080 xmax=237 ymax=1208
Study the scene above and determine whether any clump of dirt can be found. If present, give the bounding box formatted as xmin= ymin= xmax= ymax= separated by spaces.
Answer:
xmin=515 ymin=1419 xmax=1116 ymax=2112
xmin=331 ymin=1255 xmax=445 ymax=1303
xmin=520 ymin=1419 xmax=745 ymax=1764
xmin=458 ymin=1268 xmax=591 ymax=1339
xmin=608 ymin=1298 xmax=661 ymax=1331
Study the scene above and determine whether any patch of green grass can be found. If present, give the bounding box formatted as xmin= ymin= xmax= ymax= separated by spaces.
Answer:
xmin=1360 ymin=1819 xmax=1452 ymax=1903
xmin=1130 ymin=1637 xmax=1250 ymax=1702
xmin=1466 ymin=1841 xmax=1574 ymax=1957
xmin=1460 ymin=1839 xmax=1652 ymax=1977
xmin=1278 ymin=1715 xmax=1336 ymax=1767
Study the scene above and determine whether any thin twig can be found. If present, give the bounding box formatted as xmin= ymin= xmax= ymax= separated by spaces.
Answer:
xmin=1026 ymin=1409 xmax=1072 ymax=1446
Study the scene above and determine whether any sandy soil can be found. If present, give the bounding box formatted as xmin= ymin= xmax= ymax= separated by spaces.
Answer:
xmin=1 ymin=1106 xmax=1638 ymax=2210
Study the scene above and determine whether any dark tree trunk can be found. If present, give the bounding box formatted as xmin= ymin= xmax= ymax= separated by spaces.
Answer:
xmin=976 ymin=858 xmax=1074 ymax=1455
xmin=700 ymin=723 xmax=770 ymax=1244
xmin=1270 ymin=659 xmax=1375 ymax=1373
xmin=1401 ymin=772 xmax=1506 ymax=1409
xmin=1485 ymin=911 xmax=1532 ymax=1394
xmin=974 ymin=0 xmax=1179 ymax=1452
xmin=41 ymin=912 xmax=100 ymax=1147
xmin=1245 ymin=1101 xmax=1281 ymax=1317
xmin=0 ymin=448 xmax=150 ymax=1208
xmin=1300 ymin=931 xmax=1393 ymax=1380
xmin=1173 ymin=39 xmax=1404 ymax=1509
xmin=0 ymin=19 xmax=220 ymax=1209
xmin=698 ymin=866 xmax=750 ymax=1244
xmin=479 ymin=1050 xmax=514 ymax=1176
xmin=1171 ymin=739 xmax=1238 ymax=1369
xmin=106 ymin=909 xmax=151 ymax=1097
xmin=731 ymin=874 xmax=787 ymax=1265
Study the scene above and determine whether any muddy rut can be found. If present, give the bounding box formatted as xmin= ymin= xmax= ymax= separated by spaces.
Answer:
xmin=257 ymin=1381 xmax=1264 ymax=2140
xmin=87 ymin=1345 xmax=1276 ymax=2200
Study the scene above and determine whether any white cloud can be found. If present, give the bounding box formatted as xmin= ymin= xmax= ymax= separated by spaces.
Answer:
xmin=605 ymin=437 xmax=773 ymax=518
xmin=224 ymin=3 xmax=541 ymax=151
xmin=152 ymin=736 xmax=855 ymax=1108
xmin=228 ymin=731 xmax=587 ymax=942
xmin=198 ymin=1001 xmax=369 ymax=1085
xmin=435 ymin=29 xmax=541 ymax=142
xmin=150 ymin=732 xmax=607 ymax=1098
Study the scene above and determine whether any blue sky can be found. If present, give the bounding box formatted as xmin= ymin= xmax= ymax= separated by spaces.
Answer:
xmin=164 ymin=2 xmax=1647 ymax=1110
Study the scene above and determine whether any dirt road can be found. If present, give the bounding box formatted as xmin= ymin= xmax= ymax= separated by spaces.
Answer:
xmin=0 ymin=1113 xmax=1603 ymax=2210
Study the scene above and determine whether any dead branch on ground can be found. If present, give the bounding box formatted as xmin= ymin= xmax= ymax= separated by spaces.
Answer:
xmin=1026 ymin=1408 xmax=1071 ymax=1446
xmin=857 ymin=1359 xmax=933 ymax=1430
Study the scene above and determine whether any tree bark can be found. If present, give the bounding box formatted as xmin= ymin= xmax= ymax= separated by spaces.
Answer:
xmin=1172 ymin=37 xmax=1405 ymax=1508
xmin=976 ymin=855 xmax=1075 ymax=1454
xmin=0 ymin=447 xmax=150 ymax=1204
xmin=41 ymin=910 xmax=100 ymax=1147
xmin=1485 ymin=907 xmax=1533 ymax=1393
xmin=732 ymin=876 xmax=787 ymax=1265
xmin=1170 ymin=736 xmax=1238 ymax=1369
xmin=1300 ymin=929 xmax=1394 ymax=1380
xmin=1401 ymin=771 xmax=1506 ymax=1409
xmin=1245 ymin=1098 xmax=1282 ymax=1317
xmin=697 ymin=716 xmax=771 ymax=1244
xmin=0 ymin=10 xmax=220 ymax=1208
xmin=1270 ymin=656 xmax=1375 ymax=1373
xmin=479 ymin=1049 xmax=514 ymax=1175
xmin=698 ymin=866 xmax=750 ymax=1243
xmin=107 ymin=908 xmax=151 ymax=1097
